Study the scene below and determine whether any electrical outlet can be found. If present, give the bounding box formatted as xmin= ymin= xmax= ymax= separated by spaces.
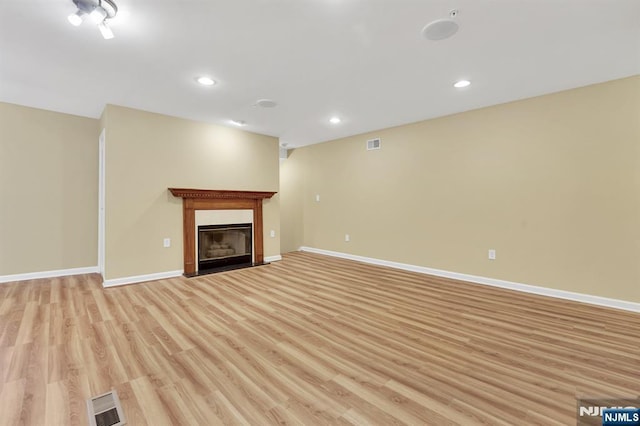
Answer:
xmin=270 ymin=230 xmax=275 ymax=238
xmin=488 ymin=249 xmax=496 ymax=260
xmin=345 ymin=234 xmax=350 ymax=242
xmin=315 ymin=194 xmax=320 ymax=202
xmin=163 ymin=238 xmax=171 ymax=248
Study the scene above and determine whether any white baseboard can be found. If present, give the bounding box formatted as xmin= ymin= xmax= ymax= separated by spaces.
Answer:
xmin=0 ymin=266 xmax=99 ymax=284
xmin=299 ymin=246 xmax=640 ymax=313
xmin=102 ymin=270 xmax=184 ymax=288
xmin=103 ymin=257 xmax=281 ymax=288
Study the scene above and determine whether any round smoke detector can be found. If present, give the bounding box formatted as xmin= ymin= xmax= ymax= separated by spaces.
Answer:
xmin=255 ymin=99 xmax=278 ymax=108
xmin=422 ymin=19 xmax=459 ymax=41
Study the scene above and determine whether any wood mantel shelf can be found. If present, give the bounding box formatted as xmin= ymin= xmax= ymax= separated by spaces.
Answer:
xmin=169 ymin=188 xmax=276 ymax=200
xmin=169 ymin=188 xmax=277 ymax=276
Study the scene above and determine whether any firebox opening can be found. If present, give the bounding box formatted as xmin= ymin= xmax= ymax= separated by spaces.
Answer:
xmin=197 ymin=223 xmax=252 ymax=273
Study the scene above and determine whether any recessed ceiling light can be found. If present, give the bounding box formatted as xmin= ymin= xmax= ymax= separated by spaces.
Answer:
xmin=231 ymin=120 xmax=246 ymax=127
xmin=329 ymin=117 xmax=341 ymax=124
xmin=454 ymin=80 xmax=471 ymax=88
xmin=196 ymin=76 xmax=215 ymax=86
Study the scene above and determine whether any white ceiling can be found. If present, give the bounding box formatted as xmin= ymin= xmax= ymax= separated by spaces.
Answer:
xmin=1 ymin=0 xmax=639 ymax=147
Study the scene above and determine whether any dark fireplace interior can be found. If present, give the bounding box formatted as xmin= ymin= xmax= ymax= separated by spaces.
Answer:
xmin=198 ymin=223 xmax=252 ymax=273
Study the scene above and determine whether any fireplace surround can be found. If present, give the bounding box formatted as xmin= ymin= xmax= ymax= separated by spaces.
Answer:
xmin=169 ymin=188 xmax=276 ymax=276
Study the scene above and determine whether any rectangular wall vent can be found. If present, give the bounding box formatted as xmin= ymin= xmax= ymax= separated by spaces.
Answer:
xmin=87 ymin=389 xmax=126 ymax=426
xmin=279 ymin=146 xmax=288 ymax=160
xmin=367 ymin=138 xmax=381 ymax=150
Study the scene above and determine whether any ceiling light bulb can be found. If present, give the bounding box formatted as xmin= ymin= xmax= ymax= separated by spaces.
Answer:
xmin=454 ymin=80 xmax=471 ymax=88
xmin=98 ymin=22 xmax=114 ymax=39
xmin=196 ymin=77 xmax=215 ymax=86
xmin=67 ymin=11 xmax=83 ymax=26
xmin=231 ymin=120 xmax=246 ymax=126
xmin=89 ymin=6 xmax=107 ymax=24
xmin=329 ymin=117 xmax=341 ymax=124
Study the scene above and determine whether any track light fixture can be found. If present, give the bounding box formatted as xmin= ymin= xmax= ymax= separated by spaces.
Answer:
xmin=67 ymin=0 xmax=118 ymax=39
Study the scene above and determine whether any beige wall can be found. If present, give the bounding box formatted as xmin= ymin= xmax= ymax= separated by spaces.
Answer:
xmin=103 ymin=105 xmax=280 ymax=280
xmin=281 ymin=76 xmax=640 ymax=303
xmin=0 ymin=102 xmax=98 ymax=275
xmin=279 ymin=152 xmax=306 ymax=253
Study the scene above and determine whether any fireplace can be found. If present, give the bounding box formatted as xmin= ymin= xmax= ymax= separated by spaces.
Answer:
xmin=168 ymin=188 xmax=277 ymax=277
xmin=198 ymin=223 xmax=252 ymax=271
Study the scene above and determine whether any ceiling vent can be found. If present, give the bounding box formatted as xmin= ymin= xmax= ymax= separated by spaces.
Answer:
xmin=367 ymin=138 xmax=381 ymax=150
xmin=87 ymin=390 xmax=126 ymax=426
xmin=279 ymin=144 xmax=288 ymax=160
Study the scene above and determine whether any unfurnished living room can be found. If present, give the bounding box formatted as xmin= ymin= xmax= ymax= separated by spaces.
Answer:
xmin=1 ymin=1 xmax=640 ymax=425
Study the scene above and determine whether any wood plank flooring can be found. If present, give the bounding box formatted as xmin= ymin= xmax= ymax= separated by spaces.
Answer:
xmin=0 ymin=252 xmax=639 ymax=425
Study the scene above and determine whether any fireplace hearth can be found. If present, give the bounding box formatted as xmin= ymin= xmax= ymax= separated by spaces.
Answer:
xmin=198 ymin=223 xmax=252 ymax=272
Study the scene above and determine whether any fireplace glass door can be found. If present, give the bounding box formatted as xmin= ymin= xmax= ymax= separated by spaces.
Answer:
xmin=197 ymin=223 xmax=252 ymax=271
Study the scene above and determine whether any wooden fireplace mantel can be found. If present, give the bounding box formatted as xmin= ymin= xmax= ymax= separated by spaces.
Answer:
xmin=168 ymin=188 xmax=276 ymax=276
xmin=169 ymin=188 xmax=277 ymax=200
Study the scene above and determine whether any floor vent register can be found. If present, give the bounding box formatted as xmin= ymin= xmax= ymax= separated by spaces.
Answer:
xmin=86 ymin=389 xmax=126 ymax=426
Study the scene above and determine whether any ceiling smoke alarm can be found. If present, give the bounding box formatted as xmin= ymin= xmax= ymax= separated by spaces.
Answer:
xmin=422 ymin=10 xmax=460 ymax=41
xmin=255 ymin=99 xmax=278 ymax=108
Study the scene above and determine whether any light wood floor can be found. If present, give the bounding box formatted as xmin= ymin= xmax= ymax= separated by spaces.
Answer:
xmin=1 ymin=252 xmax=639 ymax=425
